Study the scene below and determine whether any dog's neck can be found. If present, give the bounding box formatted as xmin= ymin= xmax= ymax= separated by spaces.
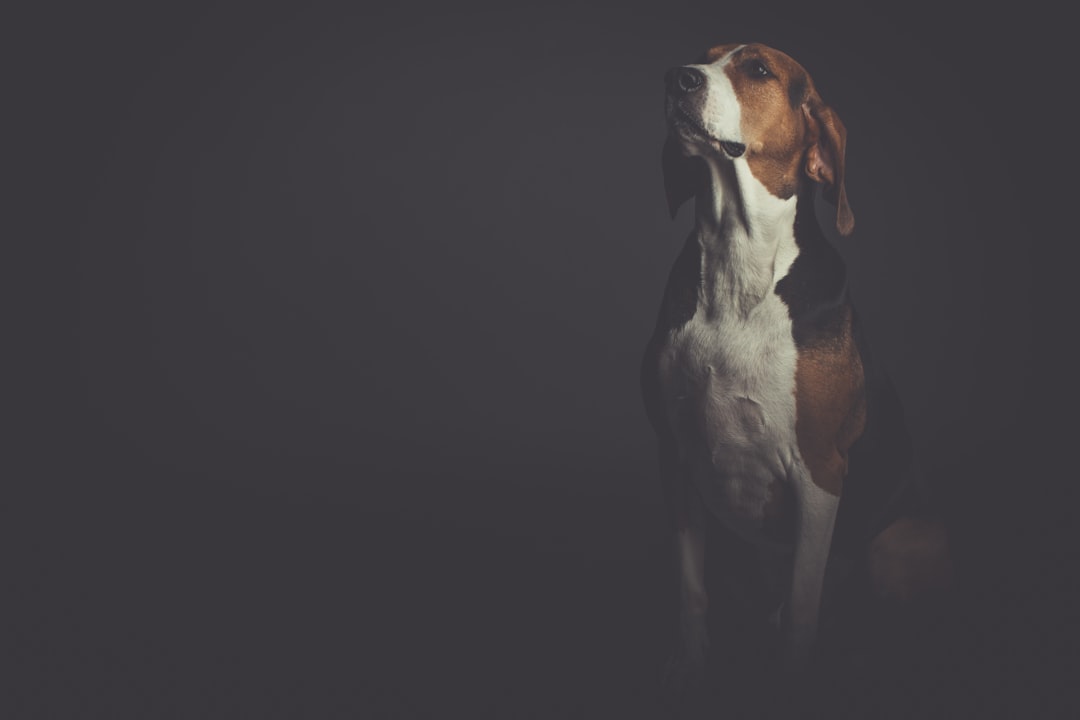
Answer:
xmin=692 ymin=159 xmax=800 ymax=319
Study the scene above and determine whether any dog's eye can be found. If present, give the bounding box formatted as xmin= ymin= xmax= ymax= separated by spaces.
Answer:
xmin=745 ymin=60 xmax=771 ymax=78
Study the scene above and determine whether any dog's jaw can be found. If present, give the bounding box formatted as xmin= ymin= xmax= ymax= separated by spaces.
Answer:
xmin=668 ymin=109 xmax=747 ymax=161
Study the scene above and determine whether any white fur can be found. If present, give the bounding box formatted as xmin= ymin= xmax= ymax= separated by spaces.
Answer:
xmin=690 ymin=47 xmax=744 ymax=150
xmin=658 ymin=185 xmax=802 ymax=547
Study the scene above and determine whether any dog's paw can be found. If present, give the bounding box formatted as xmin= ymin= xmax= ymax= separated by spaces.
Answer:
xmin=660 ymin=618 xmax=710 ymax=707
xmin=661 ymin=653 xmax=704 ymax=715
xmin=760 ymin=640 xmax=816 ymax=719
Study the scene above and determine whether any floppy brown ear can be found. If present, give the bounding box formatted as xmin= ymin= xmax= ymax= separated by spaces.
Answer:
xmin=803 ymin=98 xmax=854 ymax=236
xmin=662 ymin=134 xmax=705 ymax=219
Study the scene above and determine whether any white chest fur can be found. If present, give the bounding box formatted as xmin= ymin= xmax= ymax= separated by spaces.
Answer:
xmin=658 ymin=245 xmax=804 ymax=546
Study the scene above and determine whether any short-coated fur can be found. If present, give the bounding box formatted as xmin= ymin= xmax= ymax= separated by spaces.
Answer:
xmin=641 ymin=44 xmax=949 ymax=696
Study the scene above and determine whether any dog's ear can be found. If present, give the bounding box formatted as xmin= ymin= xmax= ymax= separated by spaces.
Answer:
xmin=662 ymin=134 xmax=705 ymax=220
xmin=802 ymin=97 xmax=854 ymax=236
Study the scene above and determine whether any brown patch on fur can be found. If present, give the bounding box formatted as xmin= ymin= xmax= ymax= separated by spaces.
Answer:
xmin=721 ymin=44 xmax=815 ymax=200
xmin=867 ymin=516 xmax=955 ymax=604
xmin=793 ymin=305 xmax=866 ymax=496
xmin=695 ymin=44 xmax=854 ymax=235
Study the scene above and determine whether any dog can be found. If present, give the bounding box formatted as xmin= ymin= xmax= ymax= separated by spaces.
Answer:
xmin=640 ymin=43 xmax=953 ymax=697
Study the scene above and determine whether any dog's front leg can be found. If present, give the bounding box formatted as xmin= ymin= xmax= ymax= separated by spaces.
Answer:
xmin=782 ymin=473 xmax=840 ymax=671
xmin=661 ymin=452 xmax=709 ymax=696
xmin=676 ymin=476 xmax=708 ymax=668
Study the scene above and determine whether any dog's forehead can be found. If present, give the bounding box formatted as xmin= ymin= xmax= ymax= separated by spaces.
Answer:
xmin=701 ymin=43 xmax=807 ymax=78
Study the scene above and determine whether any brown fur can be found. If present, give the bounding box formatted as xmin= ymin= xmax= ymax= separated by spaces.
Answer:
xmin=722 ymin=45 xmax=812 ymax=200
xmin=793 ymin=306 xmax=866 ymax=496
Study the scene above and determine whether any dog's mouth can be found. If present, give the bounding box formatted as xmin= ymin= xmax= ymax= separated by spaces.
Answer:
xmin=671 ymin=108 xmax=746 ymax=158
xmin=719 ymin=141 xmax=746 ymax=158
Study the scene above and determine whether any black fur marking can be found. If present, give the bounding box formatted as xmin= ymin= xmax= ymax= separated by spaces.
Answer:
xmin=774 ymin=192 xmax=850 ymax=348
xmin=658 ymin=235 xmax=701 ymax=332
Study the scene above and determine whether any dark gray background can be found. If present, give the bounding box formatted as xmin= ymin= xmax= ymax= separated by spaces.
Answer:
xmin=15 ymin=0 xmax=1074 ymax=717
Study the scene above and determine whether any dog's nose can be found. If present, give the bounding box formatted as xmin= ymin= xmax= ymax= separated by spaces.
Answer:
xmin=667 ymin=66 xmax=705 ymax=95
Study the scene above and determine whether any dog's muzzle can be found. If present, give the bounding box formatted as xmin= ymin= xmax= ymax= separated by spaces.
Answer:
xmin=666 ymin=67 xmax=746 ymax=159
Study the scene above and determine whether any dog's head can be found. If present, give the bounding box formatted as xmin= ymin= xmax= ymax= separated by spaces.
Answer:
xmin=663 ymin=43 xmax=854 ymax=236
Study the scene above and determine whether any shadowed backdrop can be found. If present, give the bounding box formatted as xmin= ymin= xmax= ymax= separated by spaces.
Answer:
xmin=15 ymin=0 xmax=1071 ymax=717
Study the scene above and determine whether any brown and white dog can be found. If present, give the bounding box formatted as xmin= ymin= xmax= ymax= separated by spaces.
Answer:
xmin=640 ymin=43 xmax=953 ymax=694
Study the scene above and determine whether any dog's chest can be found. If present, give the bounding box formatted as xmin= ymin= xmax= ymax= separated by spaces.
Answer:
xmin=658 ymin=290 xmax=801 ymax=542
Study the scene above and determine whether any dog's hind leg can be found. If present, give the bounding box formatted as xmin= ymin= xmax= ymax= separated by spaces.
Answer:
xmin=867 ymin=514 xmax=954 ymax=605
